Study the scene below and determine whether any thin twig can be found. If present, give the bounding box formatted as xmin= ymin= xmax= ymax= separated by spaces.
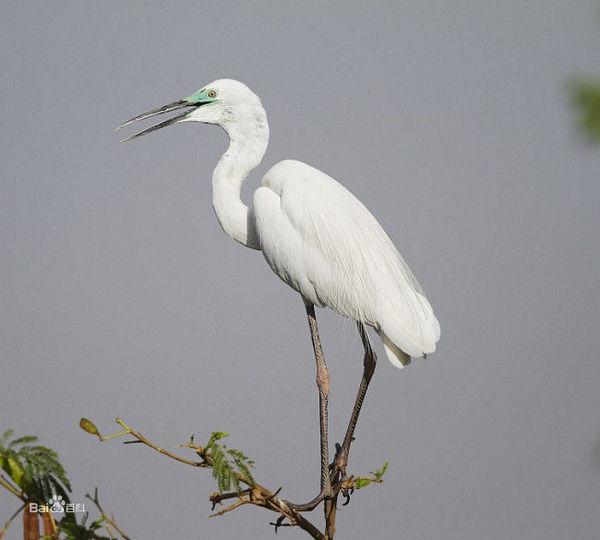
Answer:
xmin=100 ymin=419 xmax=324 ymax=539
xmin=0 ymin=503 xmax=26 ymax=539
xmin=114 ymin=419 xmax=205 ymax=468
xmin=209 ymin=489 xmax=250 ymax=510
xmin=102 ymin=520 xmax=117 ymax=540
xmin=209 ymin=499 xmax=248 ymax=517
xmin=0 ymin=476 xmax=25 ymax=501
xmin=85 ymin=488 xmax=131 ymax=540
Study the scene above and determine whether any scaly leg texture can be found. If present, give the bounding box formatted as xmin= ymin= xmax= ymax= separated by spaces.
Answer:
xmin=287 ymin=304 xmax=332 ymax=511
xmin=334 ymin=322 xmax=377 ymax=477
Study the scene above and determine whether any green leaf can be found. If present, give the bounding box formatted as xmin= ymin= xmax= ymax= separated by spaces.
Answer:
xmin=373 ymin=462 xmax=389 ymax=480
xmin=7 ymin=454 xmax=25 ymax=487
xmin=58 ymin=516 xmax=112 ymax=540
xmin=227 ymin=448 xmax=255 ymax=486
xmin=354 ymin=478 xmax=371 ymax=489
xmin=206 ymin=436 xmax=256 ymax=493
xmin=207 ymin=431 xmax=229 ymax=448
xmin=354 ymin=462 xmax=389 ymax=490
xmin=569 ymin=77 xmax=600 ymax=144
xmin=210 ymin=442 xmax=235 ymax=492
xmin=1 ymin=429 xmax=71 ymax=502
xmin=89 ymin=517 xmax=106 ymax=531
xmin=8 ymin=435 xmax=38 ymax=448
xmin=1 ymin=429 xmax=14 ymax=447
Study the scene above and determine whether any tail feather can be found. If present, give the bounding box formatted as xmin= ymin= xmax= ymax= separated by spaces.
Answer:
xmin=379 ymin=331 xmax=412 ymax=369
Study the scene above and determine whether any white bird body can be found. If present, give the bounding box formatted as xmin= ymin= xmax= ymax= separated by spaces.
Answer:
xmin=121 ymin=78 xmax=440 ymax=368
xmin=120 ymin=78 xmax=441 ymax=507
xmin=255 ymin=159 xmax=439 ymax=366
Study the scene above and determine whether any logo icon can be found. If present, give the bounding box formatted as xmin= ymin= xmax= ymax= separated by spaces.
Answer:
xmin=48 ymin=495 xmax=65 ymax=513
xmin=28 ymin=495 xmax=85 ymax=514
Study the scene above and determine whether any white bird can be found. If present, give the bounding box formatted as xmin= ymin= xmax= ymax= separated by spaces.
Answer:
xmin=118 ymin=79 xmax=440 ymax=509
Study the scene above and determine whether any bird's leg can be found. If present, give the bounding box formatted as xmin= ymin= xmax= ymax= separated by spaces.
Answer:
xmin=286 ymin=304 xmax=333 ymax=512
xmin=333 ymin=322 xmax=377 ymax=479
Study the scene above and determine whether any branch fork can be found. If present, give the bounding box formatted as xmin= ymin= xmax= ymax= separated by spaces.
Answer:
xmin=79 ymin=321 xmax=388 ymax=539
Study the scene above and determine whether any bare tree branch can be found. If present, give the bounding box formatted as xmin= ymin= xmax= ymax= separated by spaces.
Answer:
xmin=209 ymin=498 xmax=248 ymax=517
xmin=0 ymin=503 xmax=25 ymax=540
xmin=0 ymin=475 xmax=25 ymax=502
xmin=90 ymin=418 xmax=325 ymax=539
xmin=85 ymin=487 xmax=131 ymax=540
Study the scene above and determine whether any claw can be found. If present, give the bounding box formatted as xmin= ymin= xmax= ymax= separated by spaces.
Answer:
xmin=269 ymin=514 xmax=289 ymax=534
xmin=342 ymin=487 xmax=354 ymax=506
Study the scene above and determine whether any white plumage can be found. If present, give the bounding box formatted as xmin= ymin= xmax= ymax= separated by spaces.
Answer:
xmin=120 ymin=78 xmax=442 ymax=507
xmin=120 ymin=78 xmax=440 ymax=368
xmin=255 ymin=159 xmax=439 ymax=367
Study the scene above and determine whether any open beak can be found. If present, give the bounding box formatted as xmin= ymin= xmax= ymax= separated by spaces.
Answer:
xmin=116 ymin=99 xmax=200 ymax=143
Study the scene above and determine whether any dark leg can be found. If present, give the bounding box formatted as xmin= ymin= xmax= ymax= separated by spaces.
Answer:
xmin=333 ymin=322 xmax=377 ymax=477
xmin=286 ymin=304 xmax=332 ymax=511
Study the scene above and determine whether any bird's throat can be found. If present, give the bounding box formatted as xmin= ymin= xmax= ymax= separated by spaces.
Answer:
xmin=211 ymin=117 xmax=269 ymax=250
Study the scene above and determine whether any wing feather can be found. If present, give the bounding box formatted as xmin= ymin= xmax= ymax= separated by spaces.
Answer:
xmin=254 ymin=160 xmax=440 ymax=359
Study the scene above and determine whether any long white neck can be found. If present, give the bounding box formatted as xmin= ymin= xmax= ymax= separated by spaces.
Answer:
xmin=211 ymin=108 xmax=269 ymax=250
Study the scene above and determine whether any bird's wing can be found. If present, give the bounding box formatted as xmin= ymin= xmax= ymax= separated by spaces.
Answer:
xmin=253 ymin=160 xmax=440 ymax=358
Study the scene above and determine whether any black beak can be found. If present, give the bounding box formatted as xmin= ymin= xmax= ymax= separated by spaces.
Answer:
xmin=116 ymin=100 xmax=200 ymax=143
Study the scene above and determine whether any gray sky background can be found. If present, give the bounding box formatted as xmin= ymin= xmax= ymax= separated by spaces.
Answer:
xmin=1 ymin=1 xmax=599 ymax=538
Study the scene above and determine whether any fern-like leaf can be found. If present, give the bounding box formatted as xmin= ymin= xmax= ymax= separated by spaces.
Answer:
xmin=1 ymin=429 xmax=15 ymax=447
xmin=0 ymin=429 xmax=71 ymax=503
xmin=8 ymin=435 xmax=38 ymax=449
xmin=205 ymin=431 xmax=256 ymax=493
xmin=227 ymin=448 xmax=255 ymax=487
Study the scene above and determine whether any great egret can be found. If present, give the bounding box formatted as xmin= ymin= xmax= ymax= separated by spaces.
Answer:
xmin=118 ymin=79 xmax=440 ymax=509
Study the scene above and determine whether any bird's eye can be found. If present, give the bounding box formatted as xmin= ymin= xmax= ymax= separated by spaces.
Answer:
xmin=207 ymin=90 xmax=217 ymax=99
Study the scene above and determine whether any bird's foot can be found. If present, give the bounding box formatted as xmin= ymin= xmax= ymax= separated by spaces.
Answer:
xmin=284 ymin=488 xmax=332 ymax=512
xmin=341 ymin=485 xmax=355 ymax=506
xmin=331 ymin=444 xmax=349 ymax=482
xmin=338 ymin=476 xmax=357 ymax=507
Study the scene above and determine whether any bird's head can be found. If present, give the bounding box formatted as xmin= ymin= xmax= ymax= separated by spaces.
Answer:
xmin=117 ymin=79 xmax=265 ymax=142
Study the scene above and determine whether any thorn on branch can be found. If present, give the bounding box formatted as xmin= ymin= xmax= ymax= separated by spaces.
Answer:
xmin=209 ymin=498 xmax=248 ymax=518
xmin=264 ymin=487 xmax=282 ymax=504
xmin=84 ymin=487 xmax=131 ymax=540
xmin=85 ymin=418 xmax=325 ymax=539
xmin=209 ymin=489 xmax=251 ymax=511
